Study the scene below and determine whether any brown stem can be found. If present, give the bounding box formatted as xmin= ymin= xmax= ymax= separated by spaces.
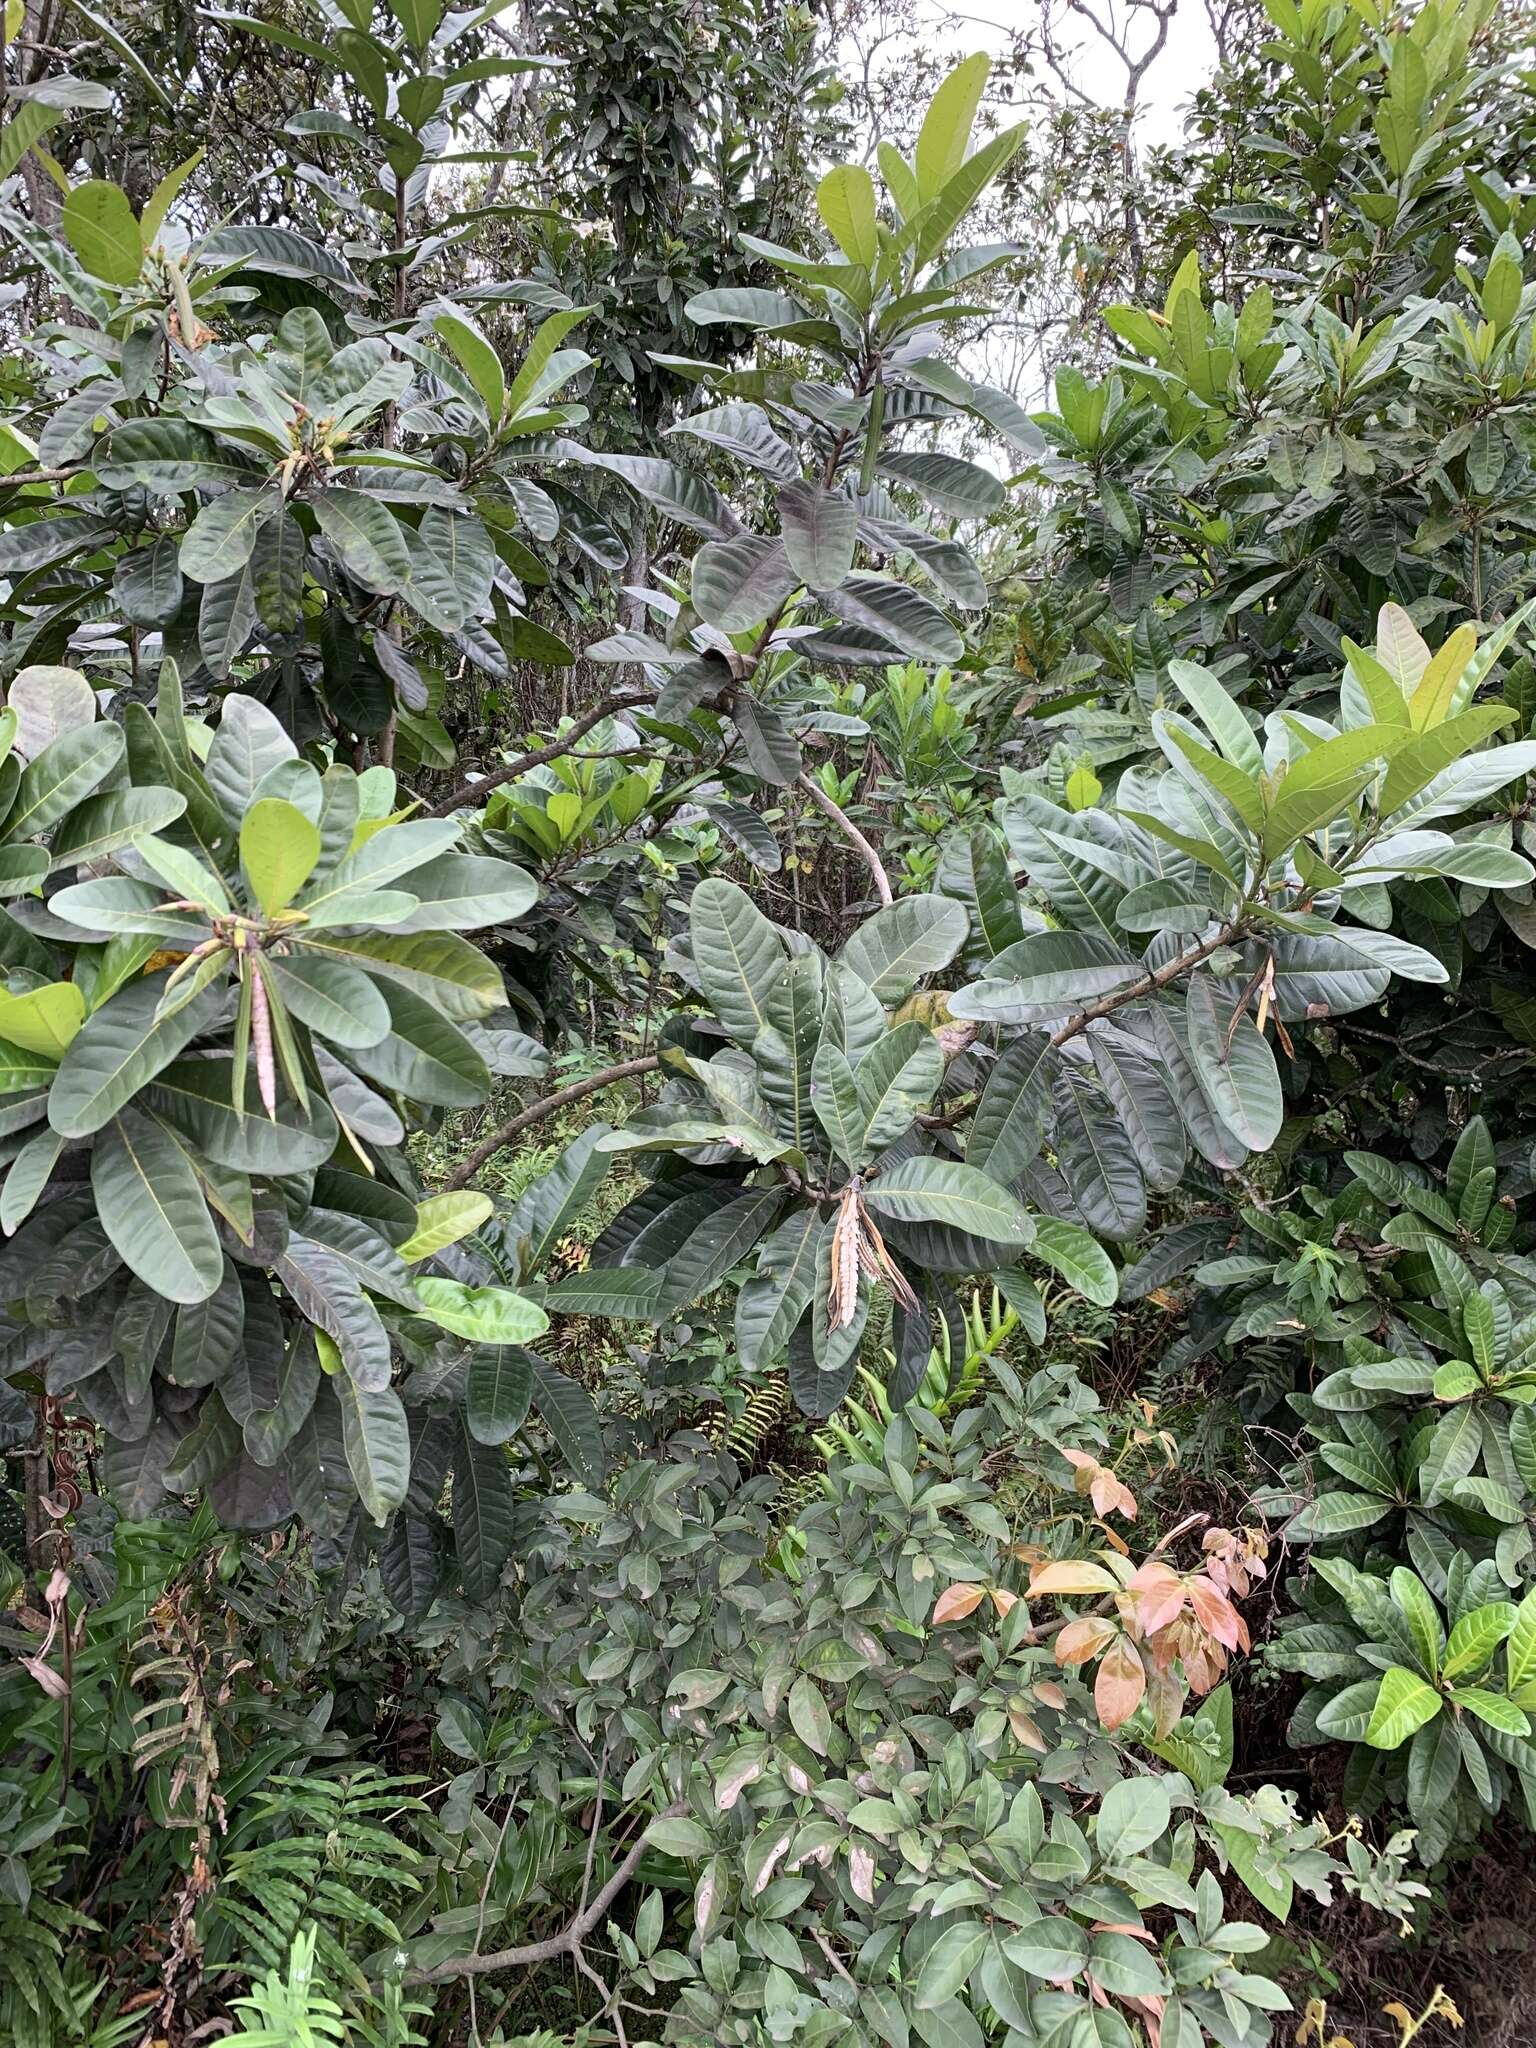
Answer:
xmin=440 ymin=1056 xmax=661 ymax=1192
xmin=1048 ymin=922 xmax=1244 ymax=1051
xmin=795 ymin=771 xmax=892 ymax=907
xmin=425 ymin=691 xmax=658 ymax=817
xmin=404 ymin=1798 xmax=687 ymax=1986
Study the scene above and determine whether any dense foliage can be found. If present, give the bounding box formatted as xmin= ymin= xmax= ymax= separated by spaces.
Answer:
xmin=2 ymin=0 xmax=1536 ymax=2044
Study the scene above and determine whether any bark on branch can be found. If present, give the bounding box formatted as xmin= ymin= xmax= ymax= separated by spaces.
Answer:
xmin=403 ymin=1798 xmax=687 ymax=1985
xmin=440 ymin=1056 xmax=661 ymax=1191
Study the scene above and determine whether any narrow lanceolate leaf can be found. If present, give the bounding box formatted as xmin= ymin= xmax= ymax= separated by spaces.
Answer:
xmin=865 ymin=1158 xmax=1035 ymax=1247
xmin=1184 ymin=974 xmax=1283 ymax=1151
xmin=454 ymin=1421 xmax=515 ymax=1602
xmin=92 ymin=1108 xmax=222 ymax=1304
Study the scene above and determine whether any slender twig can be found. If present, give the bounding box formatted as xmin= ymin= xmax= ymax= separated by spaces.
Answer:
xmin=404 ymin=1798 xmax=687 ymax=1985
xmin=796 ymin=771 xmax=893 ymax=906
xmin=440 ymin=1056 xmax=661 ymax=1192
xmin=425 ymin=691 xmax=659 ymax=817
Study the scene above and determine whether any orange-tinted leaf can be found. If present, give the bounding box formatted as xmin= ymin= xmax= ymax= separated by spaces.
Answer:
xmin=1091 ymin=1468 xmax=1138 ymax=1519
xmin=1128 ymin=1561 xmax=1187 ymax=1636
xmin=1096 ymin=1520 xmax=1131 ymax=1555
xmin=1094 ymin=1636 xmax=1146 ymax=1730
xmin=1056 ymin=1615 xmax=1118 ymax=1666
xmin=1008 ymin=1704 xmax=1047 ymax=1750
xmin=990 ymin=1586 xmax=1021 ymax=1617
xmin=1187 ymin=1575 xmax=1246 ymax=1651
xmin=932 ymin=1582 xmax=986 ymax=1625
xmin=1029 ymin=1560 xmax=1121 ymax=1597
xmin=1033 ymin=1679 xmax=1067 ymax=1709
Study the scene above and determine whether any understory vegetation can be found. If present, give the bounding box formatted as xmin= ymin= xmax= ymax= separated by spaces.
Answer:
xmin=3 ymin=0 xmax=1536 ymax=2042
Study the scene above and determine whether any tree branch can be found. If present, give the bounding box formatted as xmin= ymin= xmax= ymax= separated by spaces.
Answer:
xmin=1048 ymin=922 xmax=1245 ymax=1050
xmin=796 ymin=771 xmax=893 ymax=906
xmin=440 ymin=1056 xmax=661 ymax=1192
xmin=425 ymin=691 xmax=658 ymax=817
xmin=404 ymin=1798 xmax=687 ymax=1986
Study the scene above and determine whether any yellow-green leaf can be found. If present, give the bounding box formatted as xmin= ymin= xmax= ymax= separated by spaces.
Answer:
xmin=398 ymin=1191 xmax=494 ymax=1263
xmin=1363 ymin=1665 xmax=1441 ymax=1749
xmin=816 ymin=164 xmax=878 ymax=266
xmin=241 ymin=797 xmax=321 ymax=916
xmin=0 ymin=980 xmax=82 ymax=1058
xmin=915 ymin=52 xmax=991 ymax=200
xmin=1407 ymin=623 xmax=1477 ymax=731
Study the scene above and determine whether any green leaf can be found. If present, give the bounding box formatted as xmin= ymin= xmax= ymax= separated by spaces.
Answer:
xmin=692 ymin=533 xmax=797 ymax=631
xmin=828 ymin=572 xmax=965 ymax=660
xmin=1167 ymin=658 xmax=1263 ymax=777
xmin=310 ymin=488 xmax=411 ymax=593
xmin=398 ymin=1192 xmax=494 ymax=1263
xmin=1185 ymin=976 xmax=1283 ymax=1150
xmin=348 ymin=983 xmax=490 ymax=1107
xmin=950 ymin=930 xmax=1141 ymax=1022
xmin=816 ymin=163 xmax=879 ymax=265
xmin=49 ymin=788 xmax=188 ymax=874
xmin=275 ymin=1234 xmax=391 ymax=1391
xmin=810 ymin=1038 xmax=864 ymax=1166
xmin=967 ymin=1030 xmax=1054 ymax=1182
xmin=530 ymin=1356 xmax=605 ymax=1486
xmin=92 ymin=1107 xmax=222 ymax=1304
xmin=240 ymin=796 xmax=321 ymax=915
xmin=335 ymin=1378 xmax=409 ymax=1526
xmin=265 ymin=954 xmax=389 ymax=1050
xmin=179 ymin=486 xmax=279 ymax=584
xmin=61 ymin=179 xmax=143 ymax=286
xmin=865 ymin=1157 xmax=1035 ymax=1247
xmin=95 ymin=417 xmax=253 ymax=491
xmin=778 ymin=478 xmax=858 ymax=589
xmin=913 ymin=1922 xmax=987 ymax=2011
xmin=736 ymin=1206 xmax=823 ymax=1370
xmin=1364 ymin=1666 xmax=1443 ymax=1749
xmin=788 ymin=1671 xmax=832 ymax=1754
xmin=434 ymin=306 xmax=505 ymax=419
xmin=1452 ymin=1688 xmax=1530 ymax=1737
xmin=914 ymin=51 xmax=990 ymax=200
xmin=10 ymin=722 xmax=124 ymax=839
xmin=1442 ymin=1602 xmax=1516 ymax=1681
xmin=1507 ymin=1586 xmax=1536 ymax=1694
xmin=49 ymin=981 xmax=220 ymax=1138
xmin=466 ymin=1345 xmax=533 ymax=1444
xmin=388 ymin=0 xmax=441 ymax=49
xmin=415 ymin=1276 xmax=550 ymax=1345
xmin=855 ymin=1022 xmax=943 ymax=1154
xmin=1000 ymin=1917 xmax=1088 ymax=1983
xmin=0 ymin=982 xmax=83 ymax=1058
xmin=454 ymin=1422 xmax=514 ymax=1601
xmin=838 ymin=894 xmax=967 ymax=1001
xmin=1029 ymin=1216 xmax=1118 ymax=1305
xmin=1096 ymin=1775 xmax=1172 ymax=1861
xmin=690 ymin=877 xmax=785 ymax=1047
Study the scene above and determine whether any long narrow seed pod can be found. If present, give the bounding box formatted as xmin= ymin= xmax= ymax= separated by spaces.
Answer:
xmin=248 ymin=955 xmax=277 ymax=1119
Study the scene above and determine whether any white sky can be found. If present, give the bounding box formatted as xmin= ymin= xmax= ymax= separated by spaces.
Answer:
xmin=907 ymin=0 xmax=1221 ymax=146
